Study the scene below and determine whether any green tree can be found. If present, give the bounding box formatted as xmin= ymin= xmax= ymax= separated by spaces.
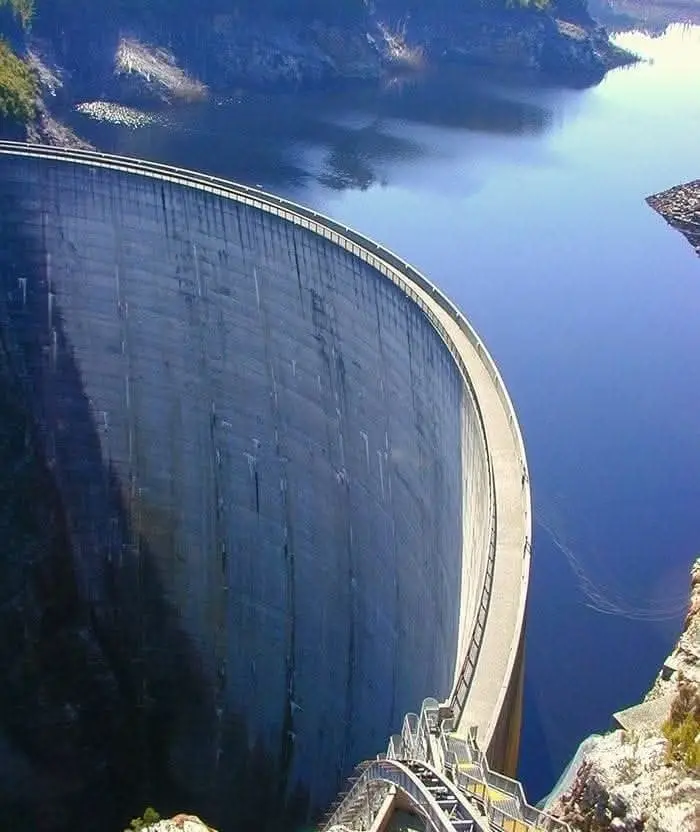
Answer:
xmin=0 ymin=38 xmax=36 ymax=121
xmin=662 ymin=675 xmax=700 ymax=772
xmin=124 ymin=807 xmax=162 ymax=832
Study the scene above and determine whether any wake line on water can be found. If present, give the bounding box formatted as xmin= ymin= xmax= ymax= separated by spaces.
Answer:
xmin=535 ymin=516 xmax=688 ymax=622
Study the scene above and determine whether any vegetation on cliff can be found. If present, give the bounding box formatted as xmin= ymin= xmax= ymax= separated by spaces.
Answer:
xmin=24 ymin=0 xmax=597 ymax=35
xmin=0 ymin=0 xmax=629 ymax=131
xmin=124 ymin=807 xmax=161 ymax=832
xmin=662 ymin=675 xmax=700 ymax=771
xmin=0 ymin=0 xmax=35 ymax=122
xmin=37 ymin=0 xmax=367 ymax=26
xmin=0 ymin=0 xmax=34 ymax=27
xmin=0 ymin=38 xmax=35 ymax=120
xmin=40 ymin=0 xmax=554 ymax=21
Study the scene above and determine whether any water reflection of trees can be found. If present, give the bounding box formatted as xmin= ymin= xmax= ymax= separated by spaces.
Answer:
xmin=374 ymin=67 xmax=551 ymax=133
xmin=318 ymin=121 xmax=420 ymax=190
xmin=315 ymin=69 xmax=552 ymax=189
xmin=67 ymin=65 xmax=553 ymax=194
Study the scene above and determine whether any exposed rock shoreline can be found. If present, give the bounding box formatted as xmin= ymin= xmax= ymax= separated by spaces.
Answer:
xmin=8 ymin=3 xmax=636 ymax=146
xmin=144 ymin=814 xmax=215 ymax=832
xmin=547 ymin=558 xmax=700 ymax=832
xmin=647 ymin=180 xmax=700 ymax=258
xmin=30 ymin=6 xmax=633 ymax=102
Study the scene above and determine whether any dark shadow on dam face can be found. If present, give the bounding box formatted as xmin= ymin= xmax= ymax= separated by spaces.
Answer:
xmin=0 ymin=155 xmax=466 ymax=831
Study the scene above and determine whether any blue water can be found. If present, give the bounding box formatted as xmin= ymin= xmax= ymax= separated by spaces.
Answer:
xmin=68 ymin=24 xmax=700 ymax=800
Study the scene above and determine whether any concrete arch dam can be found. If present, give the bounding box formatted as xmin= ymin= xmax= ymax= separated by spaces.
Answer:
xmin=0 ymin=143 xmax=530 ymax=832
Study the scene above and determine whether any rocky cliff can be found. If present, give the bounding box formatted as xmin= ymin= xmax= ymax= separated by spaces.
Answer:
xmin=131 ymin=814 xmax=215 ymax=832
xmin=25 ymin=0 xmax=632 ymax=98
xmin=0 ymin=0 xmax=636 ymax=143
xmin=547 ymin=558 xmax=700 ymax=832
xmin=647 ymin=181 xmax=700 ymax=259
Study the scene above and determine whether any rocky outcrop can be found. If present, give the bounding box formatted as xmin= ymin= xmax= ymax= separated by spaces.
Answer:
xmin=147 ymin=815 xmax=216 ymax=832
xmin=647 ymin=560 xmax=700 ymax=702
xmin=26 ymin=102 xmax=93 ymax=149
xmin=547 ymin=558 xmax=700 ymax=832
xmin=114 ymin=38 xmax=208 ymax=103
xmin=23 ymin=14 xmax=385 ymax=108
xmin=200 ymin=15 xmax=384 ymax=87
xmin=647 ymin=180 xmax=700 ymax=259
xmin=2 ymin=0 xmax=638 ymax=144
xmin=382 ymin=7 xmax=633 ymax=81
xmin=89 ymin=9 xmax=634 ymax=92
xmin=550 ymin=729 xmax=699 ymax=831
xmin=12 ymin=2 xmax=635 ymax=115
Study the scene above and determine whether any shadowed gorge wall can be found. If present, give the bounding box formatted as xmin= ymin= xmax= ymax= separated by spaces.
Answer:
xmin=0 ymin=153 xmax=494 ymax=832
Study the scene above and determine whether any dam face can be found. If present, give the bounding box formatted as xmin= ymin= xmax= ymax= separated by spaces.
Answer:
xmin=0 ymin=150 xmax=498 ymax=832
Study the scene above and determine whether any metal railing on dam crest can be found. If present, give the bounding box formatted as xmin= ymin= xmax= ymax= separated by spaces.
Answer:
xmin=0 ymin=141 xmax=533 ymax=829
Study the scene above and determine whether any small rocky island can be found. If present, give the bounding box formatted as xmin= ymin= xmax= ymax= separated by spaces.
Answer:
xmin=647 ymin=181 xmax=700 ymax=258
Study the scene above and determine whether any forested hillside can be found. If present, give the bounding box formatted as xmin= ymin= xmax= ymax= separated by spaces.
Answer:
xmin=33 ymin=0 xmax=554 ymax=23
xmin=4 ymin=0 xmax=570 ymax=31
xmin=0 ymin=0 xmax=35 ymax=119
xmin=0 ymin=0 xmax=627 ymax=132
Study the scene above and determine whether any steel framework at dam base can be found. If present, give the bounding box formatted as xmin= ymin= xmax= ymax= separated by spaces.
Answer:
xmin=321 ymin=699 xmax=571 ymax=832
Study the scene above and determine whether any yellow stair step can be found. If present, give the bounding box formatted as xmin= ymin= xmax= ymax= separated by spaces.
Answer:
xmin=487 ymin=786 xmax=516 ymax=803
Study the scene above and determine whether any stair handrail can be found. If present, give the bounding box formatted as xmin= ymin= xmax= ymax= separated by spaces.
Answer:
xmin=455 ymin=731 xmax=571 ymax=832
xmin=322 ymin=758 xmax=479 ymax=832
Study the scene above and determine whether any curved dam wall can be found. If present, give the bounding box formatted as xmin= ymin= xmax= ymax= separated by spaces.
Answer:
xmin=0 ymin=146 xmax=509 ymax=832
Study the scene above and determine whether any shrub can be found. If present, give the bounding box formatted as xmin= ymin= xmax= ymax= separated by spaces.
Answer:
xmin=125 ymin=807 xmax=161 ymax=832
xmin=0 ymin=38 xmax=36 ymax=122
xmin=662 ymin=675 xmax=700 ymax=772
xmin=615 ymin=753 xmax=640 ymax=782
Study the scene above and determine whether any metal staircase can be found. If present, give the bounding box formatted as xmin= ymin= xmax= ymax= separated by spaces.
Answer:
xmin=403 ymin=761 xmax=477 ymax=831
xmin=319 ymin=699 xmax=572 ymax=832
xmin=323 ymin=757 xmax=479 ymax=832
